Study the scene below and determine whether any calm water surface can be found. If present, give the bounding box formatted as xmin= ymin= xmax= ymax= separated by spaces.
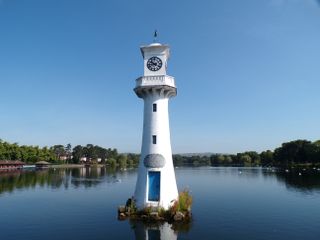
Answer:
xmin=0 ymin=167 xmax=320 ymax=240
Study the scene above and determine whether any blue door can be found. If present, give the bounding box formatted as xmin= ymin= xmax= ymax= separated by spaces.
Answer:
xmin=148 ymin=171 xmax=160 ymax=201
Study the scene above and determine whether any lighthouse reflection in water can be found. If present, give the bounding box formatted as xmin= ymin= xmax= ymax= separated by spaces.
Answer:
xmin=132 ymin=222 xmax=177 ymax=240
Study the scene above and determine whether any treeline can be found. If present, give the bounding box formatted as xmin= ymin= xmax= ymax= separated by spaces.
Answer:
xmin=0 ymin=139 xmax=139 ymax=167
xmin=0 ymin=139 xmax=56 ymax=163
xmin=173 ymin=139 xmax=320 ymax=167
xmin=71 ymin=144 xmax=139 ymax=168
xmin=1 ymin=138 xmax=319 ymax=168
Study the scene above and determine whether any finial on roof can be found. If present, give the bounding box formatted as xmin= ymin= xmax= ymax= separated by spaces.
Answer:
xmin=153 ymin=30 xmax=158 ymax=42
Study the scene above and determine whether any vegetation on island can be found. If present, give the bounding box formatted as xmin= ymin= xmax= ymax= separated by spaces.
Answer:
xmin=118 ymin=189 xmax=192 ymax=223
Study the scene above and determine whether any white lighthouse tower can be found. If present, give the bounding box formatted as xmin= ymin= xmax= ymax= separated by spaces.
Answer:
xmin=133 ymin=37 xmax=178 ymax=210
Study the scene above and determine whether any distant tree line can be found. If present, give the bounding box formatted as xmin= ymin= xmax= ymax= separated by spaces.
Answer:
xmin=0 ymin=139 xmax=56 ymax=163
xmin=1 ymin=138 xmax=319 ymax=168
xmin=0 ymin=139 xmax=139 ymax=167
xmin=71 ymin=144 xmax=139 ymax=168
xmin=173 ymin=139 xmax=320 ymax=167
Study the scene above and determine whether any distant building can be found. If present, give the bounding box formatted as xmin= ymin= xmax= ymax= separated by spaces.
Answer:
xmin=80 ymin=157 xmax=87 ymax=162
xmin=0 ymin=160 xmax=25 ymax=170
xmin=35 ymin=161 xmax=50 ymax=169
xmin=59 ymin=156 xmax=68 ymax=161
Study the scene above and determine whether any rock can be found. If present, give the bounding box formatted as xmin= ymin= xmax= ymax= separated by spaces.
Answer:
xmin=125 ymin=207 xmax=131 ymax=215
xmin=118 ymin=205 xmax=126 ymax=214
xmin=118 ymin=213 xmax=127 ymax=220
xmin=141 ymin=215 xmax=148 ymax=220
xmin=150 ymin=212 xmax=159 ymax=217
xmin=173 ymin=211 xmax=185 ymax=221
xmin=150 ymin=212 xmax=159 ymax=220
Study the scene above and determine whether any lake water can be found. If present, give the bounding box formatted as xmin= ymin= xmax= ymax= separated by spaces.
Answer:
xmin=0 ymin=167 xmax=319 ymax=240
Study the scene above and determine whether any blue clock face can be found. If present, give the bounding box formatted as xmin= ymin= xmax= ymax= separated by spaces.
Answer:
xmin=147 ymin=57 xmax=162 ymax=71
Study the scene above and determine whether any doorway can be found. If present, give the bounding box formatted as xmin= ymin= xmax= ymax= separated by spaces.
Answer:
xmin=148 ymin=171 xmax=160 ymax=201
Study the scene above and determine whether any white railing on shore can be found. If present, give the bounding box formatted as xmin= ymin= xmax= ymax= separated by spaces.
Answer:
xmin=135 ymin=75 xmax=176 ymax=88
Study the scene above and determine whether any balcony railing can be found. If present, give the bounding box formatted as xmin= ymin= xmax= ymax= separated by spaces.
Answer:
xmin=135 ymin=75 xmax=176 ymax=88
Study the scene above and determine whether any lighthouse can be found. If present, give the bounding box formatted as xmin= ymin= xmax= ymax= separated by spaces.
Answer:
xmin=133 ymin=38 xmax=178 ymax=210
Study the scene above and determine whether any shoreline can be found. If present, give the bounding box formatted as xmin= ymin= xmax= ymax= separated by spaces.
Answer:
xmin=49 ymin=164 xmax=106 ymax=168
xmin=50 ymin=164 xmax=84 ymax=168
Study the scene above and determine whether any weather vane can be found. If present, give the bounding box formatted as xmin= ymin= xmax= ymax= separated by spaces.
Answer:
xmin=153 ymin=30 xmax=158 ymax=42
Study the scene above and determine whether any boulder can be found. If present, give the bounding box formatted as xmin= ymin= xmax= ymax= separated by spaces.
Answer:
xmin=118 ymin=213 xmax=127 ymax=220
xmin=118 ymin=205 xmax=126 ymax=214
xmin=125 ymin=207 xmax=131 ymax=215
xmin=173 ymin=211 xmax=185 ymax=221
xmin=150 ymin=212 xmax=159 ymax=220
xmin=141 ymin=215 xmax=148 ymax=220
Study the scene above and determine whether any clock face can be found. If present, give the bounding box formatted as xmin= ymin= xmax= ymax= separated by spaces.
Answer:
xmin=147 ymin=57 xmax=162 ymax=71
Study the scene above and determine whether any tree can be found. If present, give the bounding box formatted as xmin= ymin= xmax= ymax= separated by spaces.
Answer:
xmin=245 ymin=151 xmax=261 ymax=166
xmin=313 ymin=140 xmax=320 ymax=161
xmin=51 ymin=145 xmax=66 ymax=161
xmin=65 ymin=144 xmax=72 ymax=163
xmin=107 ymin=158 xmax=117 ymax=168
xmin=225 ymin=155 xmax=233 ymax=164
xmin=72 ymin=145 xmax=83 ymax=164
xmin=240 ymin=154 xmax=252 ymax=166
xmin=118 ymin=154 xmax=127 ymax=169
xmin=274 ymin=140 xmax=313 ymax=166
xmin=260 ymin=150 xmax=274 ymax=166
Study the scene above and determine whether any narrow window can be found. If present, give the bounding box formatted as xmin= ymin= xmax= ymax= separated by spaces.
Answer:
xmin=152 ymin=135 xmax=157 ymax=144
xmin=153 ymin=103 xmax=157 ymax=112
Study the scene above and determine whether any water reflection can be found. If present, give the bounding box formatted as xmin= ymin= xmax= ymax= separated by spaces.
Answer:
xmin=0 ymin=166 xmax=124 ymax=195
xmin=129 ymin=216 xmax=193 ymax=239
xmin=1 ymin=166 xmax=319 ymax=240
xmin=275 ymin=169 xmax=320 ymax=193
xmin=131 ymin=221 xmax=177 ymax=240
xmin=1 ymin=167 xmax=320 ymax=196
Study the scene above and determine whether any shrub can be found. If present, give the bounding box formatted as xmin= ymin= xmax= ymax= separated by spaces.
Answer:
xmin=126 ymin=198 xmax=137 ymax=214
xmin=169 ymin=189 xmax=193 ymax=214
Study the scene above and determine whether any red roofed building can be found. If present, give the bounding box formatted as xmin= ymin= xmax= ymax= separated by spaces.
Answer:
xmin=0 ymin=160 xmax=25 ymax=170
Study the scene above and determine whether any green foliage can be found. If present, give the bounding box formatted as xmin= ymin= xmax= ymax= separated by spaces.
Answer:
xmin=0 ymin=139 xmax=57 ymax=163
xmin=170 ymin=190 xmax=193 ymax=214
xmin=240 ymin=154 xmax=252 ymax=166
xmin=118 ymin=154 xmax=127 ymax=169
xmin=72 ymin=145 xmax=83 ymax=164
xmin=157 ymin=207 xmax=167 ymax=218
xmin=120 ymin=194 xmax=193 ymax=223
xmin=141 ymin=206 xmax=152 ymax=215
xmin=107 ymin=158 xmax=117 ymax=167
xmin=260 ymin=150 xmax=274 ymax=165
xmin=173 ymin=139 xmax=320 ymax=167
xmin=0 ymin=138 xmax=141 ymax=166
xmin=192 ymin=160 xmax=199 ymax=166
xmin=125 ymin=198 xmax=137 ymax=214
xmin=274 ymin=140 xmax=320 ymax=166
xmin=2 ymin=137 xmax=319 ymax=168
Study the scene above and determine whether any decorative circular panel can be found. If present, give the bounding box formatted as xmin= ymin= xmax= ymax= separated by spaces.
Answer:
xmin=144 ymin=154 xmax=166 ymax=168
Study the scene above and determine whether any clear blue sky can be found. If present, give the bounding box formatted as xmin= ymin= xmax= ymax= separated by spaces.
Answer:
xmin=0 ymin=0 xmax=319 ymax=154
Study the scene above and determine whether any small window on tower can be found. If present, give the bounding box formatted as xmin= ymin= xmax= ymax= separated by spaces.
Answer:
xmin=153 ymin=104 xmax=157 ymax=112
xmin=152 ymin=135 xmax=157 ymax=144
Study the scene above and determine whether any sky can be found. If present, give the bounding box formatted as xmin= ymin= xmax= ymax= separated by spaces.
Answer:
xmin=0 ymin=0 xmax=319 ymax=154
